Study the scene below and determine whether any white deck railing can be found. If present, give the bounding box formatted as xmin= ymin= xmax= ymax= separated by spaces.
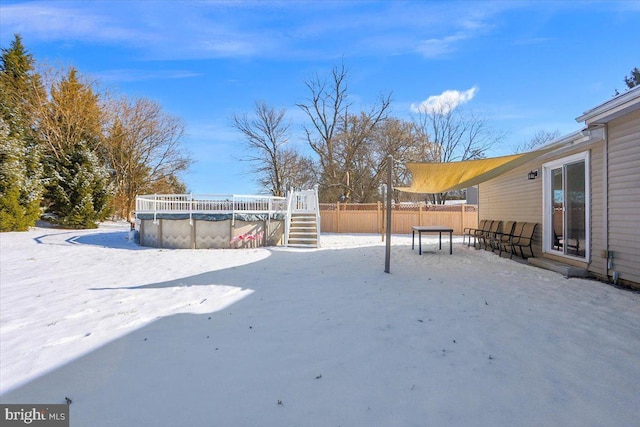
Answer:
xmin=135 ymin=194 xmax=287 ymax=225
xmin=283 ymin=185 xmax=321 ymax=247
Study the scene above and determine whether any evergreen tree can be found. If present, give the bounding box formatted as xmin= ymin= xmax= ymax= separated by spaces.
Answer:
xmin=0 ymin=35 xmax=41 ymax=129
xmin=45 ymin=143 xmax=111 ymax=228
xmin=0 ymin=119 xmax=43 ymax=230
xmin=0 ymin=34 xmax=45 ymax=231
xmin=624 ymin=67 xmax=640 ymax=90
xmin=41 ymin=68 xmax=112 ymax=227
xmin=40 ymin=67 xmax=103 ymax=158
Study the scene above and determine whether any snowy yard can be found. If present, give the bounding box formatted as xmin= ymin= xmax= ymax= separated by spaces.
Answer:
xmin=1 ymin=222 xmax=639 ymax=426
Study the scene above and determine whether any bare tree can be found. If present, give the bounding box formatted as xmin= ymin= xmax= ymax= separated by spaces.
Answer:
xmin=231 ymin=101 xmax=313 ymax=196
xmin=276 ymin=148 xmax=316 ymax=191
xmin=333 ymin=116 xmax=433 ymax=203
xmin=516 ymin=129 xmax=561 ymax=153
xmin=372 ymin=118 xmax=436 ymax=203
xmin=297 ymin=63 xmax=391 ymax=202
xmin=413 ymin=102 xmax=504 ymax=203
xmin=104 ymin=96 xmax=191 ymax=220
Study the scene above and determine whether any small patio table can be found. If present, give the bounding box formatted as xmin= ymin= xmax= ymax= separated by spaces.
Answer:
xmin=412 ymin=226 xmax=454 ymax=255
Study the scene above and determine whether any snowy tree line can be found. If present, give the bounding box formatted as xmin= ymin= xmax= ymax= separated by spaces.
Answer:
xmin=0 ymin=35 xmax=191 ymax=231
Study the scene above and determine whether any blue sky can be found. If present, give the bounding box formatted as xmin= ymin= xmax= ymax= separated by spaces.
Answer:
xmin=1 ymin=0 xmax=638 ymax=195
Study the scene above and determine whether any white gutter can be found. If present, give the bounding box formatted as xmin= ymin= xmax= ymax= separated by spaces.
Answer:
xmin=534 ymin=129 xmax=596 ymax=160
xmin=577 ymin=86 xmax=640 ymax=124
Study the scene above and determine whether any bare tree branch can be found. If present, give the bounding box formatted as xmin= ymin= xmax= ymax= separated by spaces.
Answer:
xmin=297 ymin=63 xmax=393 ymax=202
xmin=104 ymin=96 xmax=191 ymax=219
xmin=231 ymin=101 xmax=313 ymax=196
xmin=412 ymin=105 xmax=503 ymax=203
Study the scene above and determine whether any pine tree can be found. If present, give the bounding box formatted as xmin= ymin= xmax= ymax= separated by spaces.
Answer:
xmin=0 ymin=119 xmax=43 ymax=231
xmin=41 ymin=67 xmax=112 ymax=228
xmin=0 ymin=34 xmax=45 ymax=231
xmin=41 ymin=67 xmax=103 ymax=157
xmin=45 ymin=144 xmax=111 ymax=228
xmin=624 ymin=67 xmax=640 ymax=90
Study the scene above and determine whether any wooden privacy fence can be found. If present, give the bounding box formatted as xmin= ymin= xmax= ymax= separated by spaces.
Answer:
xmin=320 ymin=203 xmax=478 ymax=235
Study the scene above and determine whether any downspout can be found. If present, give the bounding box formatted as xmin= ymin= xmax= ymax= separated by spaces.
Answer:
xmin=602 ymin=124 xmax=610 ymax=281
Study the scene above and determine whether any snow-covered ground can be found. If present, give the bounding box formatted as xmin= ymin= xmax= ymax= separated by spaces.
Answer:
xmin=1 ymin=222 xmax=639 ymax=426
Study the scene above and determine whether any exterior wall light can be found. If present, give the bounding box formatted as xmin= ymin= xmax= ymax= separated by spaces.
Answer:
xmin=528 ymin=170 xmax=538 ymax=180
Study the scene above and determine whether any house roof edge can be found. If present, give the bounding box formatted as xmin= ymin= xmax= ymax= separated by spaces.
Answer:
xmin=576 ymin=86 xmax=640 ymax=124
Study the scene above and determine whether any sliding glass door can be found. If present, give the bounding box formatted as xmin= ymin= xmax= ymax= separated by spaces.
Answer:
xmin=544 ymin=153 xmax=589 ymax=259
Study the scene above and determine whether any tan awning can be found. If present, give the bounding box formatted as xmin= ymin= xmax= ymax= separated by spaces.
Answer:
xmin=397 ymin=148 xmax=554 ymax=194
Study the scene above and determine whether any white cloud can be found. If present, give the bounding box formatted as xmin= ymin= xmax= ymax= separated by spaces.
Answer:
xmin=0 ymin=1 xmax=520 ymax=62
xmin=0 ymin=2 xmax=151 ymax=45
xmin=415 ymin=34 xmax=467 ymax=58
xmin=197 ymin=39 xmax=258 ymax=57
xmin=411 ymin=87 xmax=479 ymax=115
xmin=513 ymin=37 xmax=551 ymax=46
xmin=95 ymin=69 xmax=202 ymax=83
xmin=0 ymin=1 xmax=276 ymax=60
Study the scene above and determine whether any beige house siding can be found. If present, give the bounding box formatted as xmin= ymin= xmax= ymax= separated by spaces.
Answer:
xmin=476 ymin=88 xmax=640 ymax=286
xmin=588 ymin=142 xmax=606 ymax=279
xmin=607 ymin=110 xmax=640 ymax=285
xmin=479 ymin=163 xmax=544 ymax=255
xmin=479 ymin=142 xmax=605 ymax=272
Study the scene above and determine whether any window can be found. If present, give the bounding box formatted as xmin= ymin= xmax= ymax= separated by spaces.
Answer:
xmin=542 ymin=152 xmax=589 ymax=260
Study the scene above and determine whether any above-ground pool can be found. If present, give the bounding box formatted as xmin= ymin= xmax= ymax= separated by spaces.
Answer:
xmin=135 ymin=195 xmax=287 ymax=249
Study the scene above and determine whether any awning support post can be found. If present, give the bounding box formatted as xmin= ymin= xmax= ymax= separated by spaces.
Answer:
xmin=385 ymin=155 xmax=393 ymax=274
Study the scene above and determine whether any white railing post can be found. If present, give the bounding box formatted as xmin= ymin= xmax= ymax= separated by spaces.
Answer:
xmin=284 ymin=189 xmax=293 ymax=247
xmin=153 ymin=194 xmax=159 ymax=225
xmin=314 ymin=184 xmax=321 ymax=247
xmin=231 ymin=195 xmax=236 ymax=227
xmin=267 ymin=196 xmax=273 ymax=247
